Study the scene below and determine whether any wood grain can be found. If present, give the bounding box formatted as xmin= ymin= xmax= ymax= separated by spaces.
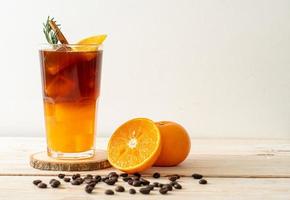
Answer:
xmin=0 ymin=176 xmax=289 ymax=200
xmin=30 ymin=151 xmax=111 ymax=171
xmin=0 ymin=137 xmax=289 ymax=177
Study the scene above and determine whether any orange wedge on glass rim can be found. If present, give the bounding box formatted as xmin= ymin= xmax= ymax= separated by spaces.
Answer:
xmin=74 ymin=34 xmax=107 ymax=51
xmin=107 ymin=118 xmax=161 ymax=173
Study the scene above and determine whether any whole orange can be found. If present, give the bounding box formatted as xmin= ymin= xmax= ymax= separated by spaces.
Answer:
xmin=154 ymin=121 xmax=191 ymax=166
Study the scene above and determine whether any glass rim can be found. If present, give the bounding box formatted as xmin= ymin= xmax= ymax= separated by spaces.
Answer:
xmin=39 ymin=43 xmax=103 ymax=51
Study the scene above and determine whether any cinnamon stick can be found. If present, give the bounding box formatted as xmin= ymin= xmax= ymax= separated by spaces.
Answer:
xmin=49 ymin=20 xmax=69 ymax=44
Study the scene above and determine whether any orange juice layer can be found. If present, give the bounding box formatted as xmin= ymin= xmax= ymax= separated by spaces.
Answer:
xmin=44 ymin=101 xmax=97 ymax=153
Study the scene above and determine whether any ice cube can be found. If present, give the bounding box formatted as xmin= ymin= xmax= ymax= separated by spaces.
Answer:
xmin=45 ymin=75 xmax=76 ymax=98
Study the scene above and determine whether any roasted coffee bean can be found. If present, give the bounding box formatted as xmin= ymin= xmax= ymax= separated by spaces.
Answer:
xmin=102 ymin=176 xmax=109 ymax=182
xmin=108 ymin=172 xmax=119 ymax=178
xmin=105 ymin=179 xmax=116 ymax=185
xmin=95 ymin=175 xmax=102 ymax=182
xmin=71 ymin=179 xmax=82 ymax=185
xmin=84 ymin=178 xmax=94 ymax=184
xmin=132 ymin=176 xmax=140 ymax=180
xmin=170 ymin=181 xmax=177 ymax=186
xmin=120 ymin=173 xmax=128 ymax=177
xmin=133 ymin=172 xmax=141 ymax=178
xmin=140 ymin=178 xmax=150 ymax=185
xmin=158 ymin=183 xmax=164 ymax=188
xmin=122 ymin=177 xmax=131 ymax=182
xmin=72 ymin=173 xmax=81 ymax=180
xmin=162 ymin=184 xmax=173 ymax=191
xmin=172 ymin=174 xmax=180 ymax=179
xmin=192 ymin=173 xmax=203 ymax=179
xmin=139 ymin=187 xmax=151 ymax=194
xmin=153 ymin=172 xmax=160 ymax=178
xmin=173 ymin=183 xmax=182 ymax=189
xmin=129 ymin=188 xmax=136 ymax=194
xmin=88 ymin=181 xmax=97 ymax=187
xmin=63 ymin=177 xmax=71 ymax=182
xmin=153 ymin=182 xmax=159 ymax=187
xmin=49 ymin=179 xmax=57 ymax=184
xmin=38 ymin=183 xmax=47 ymax=188
xmin=85 ymin=185 xmax=94 ymax=194
xmin=115 ymin=185 xmax=125 ymax=192
xmin=85 ymin=174 xmax=93 ymax=179
xmin=128 ymin=179 xmax=134 ymax=185
xmin=168 ymin=176 xmax=178 ymax=182
xmin=110 ymin=176 xmax=118 ymax=182
xmin=76 ymin=177 xmax=84 ymax=184
xmin=105 ymin=189 xmax=114 ymax=195
xmin=33 ymin=180 xmax=42 ymax=185
xmin=159 ymin=187 xmax=169 ymax=194
xmin=50 ymin=180 xmax=61 ymax=188
xmin=132 ymin=180 xmax=142 ymax=187
xmin=146 ymin=184 xmax=154 ymax=190
xmin=199 ymin=179 xmax=207 ymax=184
xmin=58 ymin=174 xmax=65 ymax=179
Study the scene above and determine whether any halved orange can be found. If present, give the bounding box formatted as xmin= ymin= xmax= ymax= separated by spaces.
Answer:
xmin=107 ymin=118 xmax=161 ymax=173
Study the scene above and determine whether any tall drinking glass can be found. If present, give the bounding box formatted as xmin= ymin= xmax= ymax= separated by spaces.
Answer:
xmin=39 ymin=44 xmax=102 ymax=159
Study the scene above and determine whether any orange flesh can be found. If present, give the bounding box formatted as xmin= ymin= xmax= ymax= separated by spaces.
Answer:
xmin=108 ymin=118 xmax=161 ymax=172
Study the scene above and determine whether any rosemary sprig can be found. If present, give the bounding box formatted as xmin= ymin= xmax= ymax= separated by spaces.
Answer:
xmin=42 ymin=16 xmax=61 ymax=44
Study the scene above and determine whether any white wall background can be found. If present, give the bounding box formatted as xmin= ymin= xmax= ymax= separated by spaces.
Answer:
xmin=0 ymin=0 xmax=289 ymax=138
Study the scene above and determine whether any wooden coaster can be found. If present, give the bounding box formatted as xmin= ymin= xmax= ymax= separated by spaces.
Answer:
xmin=30 ymin=150 xmax=111 ymax=171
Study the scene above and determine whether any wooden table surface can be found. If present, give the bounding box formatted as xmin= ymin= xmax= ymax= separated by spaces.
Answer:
xmin=0 ymin=137 xmax=289 ymax=199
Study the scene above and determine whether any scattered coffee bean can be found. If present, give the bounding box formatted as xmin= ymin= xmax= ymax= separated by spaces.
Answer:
xmin=133 ymin=172 xmax=141 ymax=178
xmin=140 ymin=178 xmax=150 ymax=185
xmin=147 ymin=184 xmax=154 ymax=190
xmin=50 ymin=180 xmax=61 ymax=188
xmin=72 ymin=173 xmax=81 ymax=180
xmin=122 ymin=177 xmax=131 ymax=182
xmin=110 ymin=176 xmax=118 ymax=182
xmin=170 ymin=181 xmax=177 ymax=186
xmin=63 ymin=177 xmax=71 ymax=182
xmin=162 ymin=184 xmax=173 ymax=191
xmin=199 ymin=179 xmax=207 ymax=184
xmin=132 ymin=176 xmax=140 ymax=180
xmin=120 ymin=173 xmax=128 ymax=177
xmin=153 ymin=182 xmax=159 ymax=187
xmin=115 ymin=185 xmax=125 ymax=192
xmin=153 ymin=172 xmax=160 ymax=178
xmin=71 ymin=179 xmax=82 ymax=185
xmin=192 ymin=173 xmax=203 ymax=179
xmin=132 ymin=180 xmax=142 ymax=187
xmin=87 ymin=182 xmax=97 ymax=188
xmin=105 ymin=178 xmax=116 ymax=185
xmin=102 ymin=176 xmax=109 ymax=182
xmin=105 ymin=189 xmax=114 ymax=195
xmin=158 ymin=183 xmax=164 ymax=188
xmin=38 ymin=183 xmax=47 ymax=188
xmin=33 ymin=180 xmax=42 ymax=186
xmin=58 ymin=174 xmax=65 ymax=179
xmin=172 ymin=174 xmax=180 ymax=179
xmin=76 ymin=177 xmax=84 ymax=184
xmin=108 ymin=172 xmax=119 ymax=178
xmin=128 ymin=179 xmax=134 ymax=185
xmin=129 ymin=188 xmax=136 ymax=194
xmin=140 ymin=187 xmax=151 ymax=194
xmin=49 ymin=179 xmax=57 ymax=184
xmin=173 ymin=183 xmax=182 ymax=189
xmin=169 ymin=176 xmax=178 ymax=182
xmin=85 ymin=185 xmax=94 ymax=194
xmin=159 ymin=187 xmax=169 ymax=194
xmin=95 ymin=175 xmax=102 ymax=182
xmin=85 ymin=174 xmax=93 ymax=179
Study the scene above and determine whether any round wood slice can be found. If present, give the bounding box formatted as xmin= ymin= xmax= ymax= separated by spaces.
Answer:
xmin=30 ymin=150 xmax=111 ymax=171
